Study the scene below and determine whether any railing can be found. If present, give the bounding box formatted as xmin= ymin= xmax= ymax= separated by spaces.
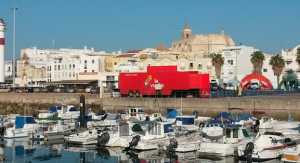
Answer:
xmin=108 ymin=88 xmax=300 ymax=98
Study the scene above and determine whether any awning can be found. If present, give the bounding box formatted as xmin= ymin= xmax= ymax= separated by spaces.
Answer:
xmin=228 ymin=108 xmax=244 ymax=110
xmin=132 ymin=121 xmax=156 ymax=124
xmin=285 ymin=58 xmax=293 ymax=62
xmin=45 ymin=80 xmax=98 ymax=85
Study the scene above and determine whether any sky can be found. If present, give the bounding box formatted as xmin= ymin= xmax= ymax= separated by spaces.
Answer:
xmin=0 ymin=0 xmax=300 ymax=61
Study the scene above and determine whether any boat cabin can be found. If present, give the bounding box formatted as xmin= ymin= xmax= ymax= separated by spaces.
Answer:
xmin=15 ymin=116 xmax=37 ymax=129
xmin=222 ymin=125 xmax=250 ymax=144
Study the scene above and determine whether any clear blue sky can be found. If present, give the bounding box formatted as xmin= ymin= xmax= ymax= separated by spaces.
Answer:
xmin=1 ymin=0 xmax=300 ymax=61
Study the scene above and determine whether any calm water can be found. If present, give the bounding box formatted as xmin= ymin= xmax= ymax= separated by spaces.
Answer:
xmin=0 ymin=138 xmax=282 ymax=163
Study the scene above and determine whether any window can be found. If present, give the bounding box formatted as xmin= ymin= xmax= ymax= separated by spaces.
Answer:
xmin=227 ymin=60 xmax=233 ymax=65
xmin=84 ymin=70 xmax=87 ymax=73
xmin=186 ymin=34 xmax=189 ymax=38
xmin=189 ymin=63 xmax=193 ymax=68
xmin=54 ymin=65 xmax=57 ymax=71
xmin=8 ymin=66 xmax=10 ymax=71
xmin=69 ymin=72 xmax=71 ymax=77
xmin=236 ymin=50 xmax=240 ymax=54
xmin=92 ymin=60 xmax=94 ymax=64
xmin=176 ymin=56 xmax=179 ymax=59
xmin=69 ymin=64 xmax=71 ymax=70
xmin=233 ymin=129 xmax=238 ymax=138
xmin=286 ymin=61 xmax=292 ymax=65
xmin=114 ymin=62 xmax=117 ymax=65
xmin=85 ymin=60 xmax=87 ymax=63
xmin=148 ymin=63 xmax=151 ymax=66
xmin=62 ymin=72 xmax=64 ymax=77
xmin=58 ymin=65 xmax=60 ymax=71
xmin=65 ymin=65 xmax=67 ymax=69
xmin=73 ymin=64 xmax=75 ymax=70
xmin=226 ymin=129 xmax=231 ymax=138
xmin=92 ymin=70 xmax=94 ymax=72
xmin=198 ymin=63 xmax=202 ymax=68
xmin=263 ymin=69 xmax=267 ymax=72
xmin=73 ymin=72 xmax=75 ymax=77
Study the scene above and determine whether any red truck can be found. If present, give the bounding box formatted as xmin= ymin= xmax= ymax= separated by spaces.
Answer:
xmin=119 ymin=66 xmax=210 ymax=97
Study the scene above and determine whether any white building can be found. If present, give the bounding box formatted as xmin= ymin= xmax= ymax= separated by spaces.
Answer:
xmin=4 ymin=61 xmax=12 ymax=77
xmin=221 ymin=46 xmax=259 ymax=82
xmin=281 ymin=45 xmax=300 ymax=76
xmin=262 ymin=54 xmax=279 ymax=88
xmin=46 ymin=46 xmax=108 ymax=82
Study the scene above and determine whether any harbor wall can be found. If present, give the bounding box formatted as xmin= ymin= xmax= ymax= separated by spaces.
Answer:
xmin=0 ymin=93 xmax=101 ymax=116
xmin=102 ymin=96 xmax=300 ymax=121
xmin=0 ymin=93 xmax=300 ymax=121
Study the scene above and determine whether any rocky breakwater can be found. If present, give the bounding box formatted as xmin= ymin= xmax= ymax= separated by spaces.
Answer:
xmin=0 ymin=93 xmax=101 ymax=116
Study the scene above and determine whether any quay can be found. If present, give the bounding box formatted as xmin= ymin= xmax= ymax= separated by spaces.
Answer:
xmin=0 ymin=93 xmax=101 ymax=116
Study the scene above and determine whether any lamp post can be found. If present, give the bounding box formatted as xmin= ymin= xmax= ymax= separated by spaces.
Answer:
xmin=11 ymin=7 xmax=17 ymax=91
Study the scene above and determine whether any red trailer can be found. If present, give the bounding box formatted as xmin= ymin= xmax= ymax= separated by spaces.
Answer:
xmin=119 ymin=66 xmax=210 ymax=97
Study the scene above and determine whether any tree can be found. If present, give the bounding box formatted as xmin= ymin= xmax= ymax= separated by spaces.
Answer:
xmin=269 ymin=54 xmax=285 ymax=88
xmin=251 ymin=51 xmax=265 ymax=74
xmin=295 ymin=52 xmax=300 ymax=70
xmin=211 ymin=53 xmax=224 ymax=79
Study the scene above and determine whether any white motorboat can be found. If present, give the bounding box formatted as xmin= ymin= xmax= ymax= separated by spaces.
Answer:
xmin=64 ymin=128 xmax=103 ymax=145
xmin=123 ymin=108 xmax=149 ymax=121
xmin=164 ymin=116 xmax=202 ymax=153
xmin=237 ymin=132 xmax=296 ymax=162
xmin=4 ymin=116 xmax=43 ymax=139
xmin=87 ymin=114 xmax=121 ymax=129
xmin=149 ymin=113 xmax=166 ymax=121
xmin=125 ymin=121 xmax=175 ymax=150
xmin=38 ymin=105 xmax=80 ymax=120
xmin=282 ymin=144 xmax=300 ymax=163
xmin=199 ymin=125 xmax=252 ymax=156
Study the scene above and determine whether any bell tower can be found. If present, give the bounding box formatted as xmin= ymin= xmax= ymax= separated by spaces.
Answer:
xmin=182 ymin=21 xmax=192 ymax=39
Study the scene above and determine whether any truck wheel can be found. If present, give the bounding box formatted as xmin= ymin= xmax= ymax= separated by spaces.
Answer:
xmin=135 ymin=91 xmax=141 ymax=97
xmin=128 ymin=91 xmax=134 ymax=97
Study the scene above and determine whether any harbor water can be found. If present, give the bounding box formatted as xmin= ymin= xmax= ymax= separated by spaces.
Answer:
xmin=1 ymin=138 xmax=283 ymax=163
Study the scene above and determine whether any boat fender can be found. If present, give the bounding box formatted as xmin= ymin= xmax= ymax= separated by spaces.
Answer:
xmin=243 ymin=142 xmax=254 ymax=160
xmin=165 ymin=138 xmax=178 ymax=153
xmin=0 ymin=127 xmax=5 ymax=136
xmin=129 ymin=135 xmax=140 ymax=148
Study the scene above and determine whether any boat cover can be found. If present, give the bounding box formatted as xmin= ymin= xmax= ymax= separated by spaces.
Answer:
xmin=167 ymin=109 xmax=177 ymax=119
xmin=15 ymin=116 xmax=36 ymax=129
xmin=215 ymin=112 xmax=235 ymax=121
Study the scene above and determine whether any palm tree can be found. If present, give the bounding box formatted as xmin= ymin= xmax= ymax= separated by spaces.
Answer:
xmin=251 ymin=51 xmax=265 ymax=74
xmin=269 ymin=54 xmax=285 ymax=88
xmin=211 ymin=53 xmax=224 ymax=79
xmin=295 ymin=52 xmax=300 ymax=70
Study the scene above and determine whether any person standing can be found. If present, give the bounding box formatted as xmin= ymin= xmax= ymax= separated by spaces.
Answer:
xmin=238 ymin=86 xmax=243 ymax=97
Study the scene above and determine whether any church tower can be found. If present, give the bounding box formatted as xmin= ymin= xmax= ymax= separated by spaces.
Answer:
xmin=182 ymin=21 xmax=192 ymax=39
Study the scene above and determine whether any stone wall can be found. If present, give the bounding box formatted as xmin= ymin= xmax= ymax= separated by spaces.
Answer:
xmin=102 ymin=95 xmax=300 ymax=121
xmin=0 ymin=93 xmax=101 ymax=116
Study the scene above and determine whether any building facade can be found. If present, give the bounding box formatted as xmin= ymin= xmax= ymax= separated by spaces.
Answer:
xmin=171 ymin=22 xmax=235 ymax=54
xmin=221 ymin=46 xmax=258 ymax=82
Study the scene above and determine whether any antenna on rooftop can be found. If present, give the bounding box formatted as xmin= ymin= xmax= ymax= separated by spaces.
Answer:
xmin=52 ymin=39 xmax=55 ymax=49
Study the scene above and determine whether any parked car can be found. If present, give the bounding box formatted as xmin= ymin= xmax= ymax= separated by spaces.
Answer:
xmin=16 ymin=87 xmax=26 ymax=93
xmin=76 ymin=86 xmax=87 ymax=93
xmin=26 ymin=87 xmax=35 ymax=93
xmin=0 ymin=87 xmax=12 ymax=93
xmin=34 ymin=87 xmax=44 ymax=93
xmin=90 ymin=87 xmax=100 ymax=94
xmin=111 ymin=88 xmax=121 ymax=97
xmin=53 ymin=87 xmax=65 ymax=93
xmin=66 ymin=86 xmax=78 ymax=93
xmin=85 ymin=86 xmax=94 ymax=93
xmin=42 ymin=85 xmax=56 ymax=93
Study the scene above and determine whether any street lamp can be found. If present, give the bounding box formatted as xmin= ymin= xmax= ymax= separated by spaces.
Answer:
xmin=11 ymin=7 xmax=17 ymax=91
